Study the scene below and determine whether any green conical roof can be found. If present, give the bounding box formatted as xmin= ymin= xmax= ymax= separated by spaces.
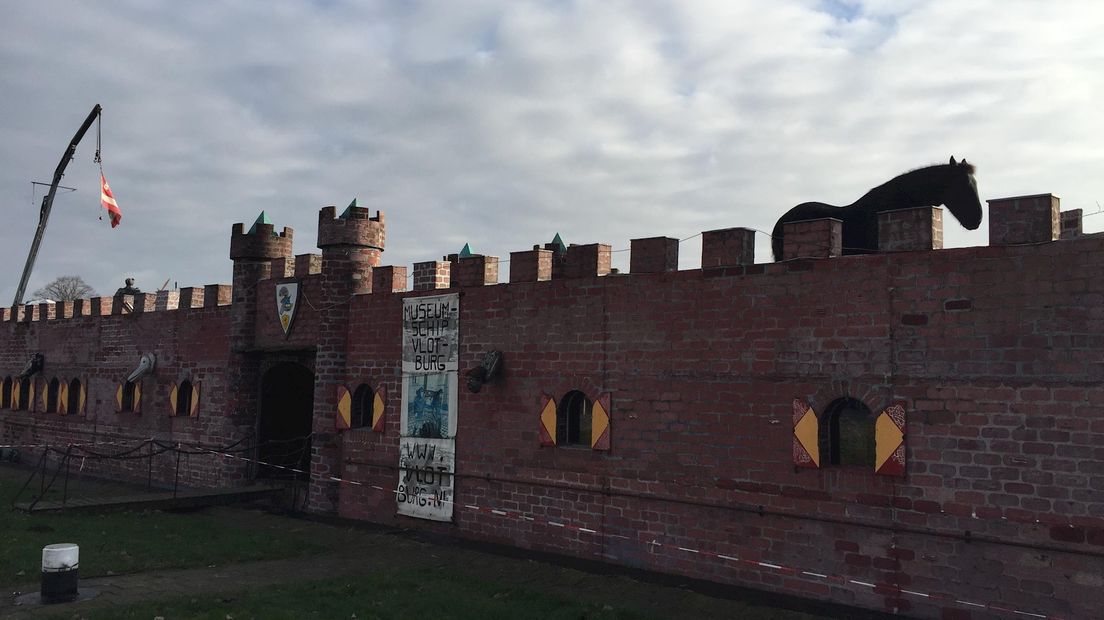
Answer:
xmin=458 ymin=243 xmax=473 ymax=258
xmin=247 ymin=211 xmax=273 ymax=235
xmin=339 ymin=198 xmax=358 ymax=219
xmin=550 ymin=233 xmax=566 ymax=253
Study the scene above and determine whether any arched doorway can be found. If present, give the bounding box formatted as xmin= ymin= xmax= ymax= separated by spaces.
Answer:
xmin=257 ymin=362 xmax=314 ymax=479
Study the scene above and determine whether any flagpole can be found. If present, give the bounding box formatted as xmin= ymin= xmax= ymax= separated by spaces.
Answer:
xmin=13 ymin=104 xmax=102 ymax=307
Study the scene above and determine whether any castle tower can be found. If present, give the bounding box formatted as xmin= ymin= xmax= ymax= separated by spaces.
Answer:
xmin=309 ymin=203 xmax=385 ymax=513
xmin=227 ymin=213 xmax=294 ymax=435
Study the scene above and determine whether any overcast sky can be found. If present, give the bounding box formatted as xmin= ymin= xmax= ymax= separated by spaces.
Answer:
xmin=2 ymin=1 xmax=1101 ymax=302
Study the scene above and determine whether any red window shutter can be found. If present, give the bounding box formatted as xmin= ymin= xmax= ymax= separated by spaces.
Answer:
xmin=335 ymin=384 xmax=351 ymax=430
xmin=875 ymin=402 xmax=906 ymax=476
xmin=590 ymin=392 xmax=611 ymax=451
xmin=372 ymin=384 xmax=386 ymax=433
xmin=133 ymin=382 xmax=142 ymax=413
xmin=792 ymin=398 xmax=820 ymax=469
xmin=539 ymin=393 xmax=557 ymax=446
xmin=79 ymin=380 xmax=87 ymax=415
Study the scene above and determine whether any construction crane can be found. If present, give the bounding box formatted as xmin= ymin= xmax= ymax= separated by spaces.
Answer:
xmin=13 ymin=104 xmax=103 ymax=307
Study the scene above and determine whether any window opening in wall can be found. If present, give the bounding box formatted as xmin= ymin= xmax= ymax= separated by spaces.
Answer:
xmin=556 ymin=390 xmax=592 ymax=446
xmin=176 ymin=380 xmax=193 ymax=417
xmin=46 ymin=378 xmax=59 ymax=413
xmin=68 ymin=379 xmax=82 ymax=415
xmin=122 ymin=381 xmax=137 ymax=412
xmin=1 ymin=377 xmax=11 ymax=408
xmin=18 ymin=378 xmax=30 ymax=410
xmin=825 ymin=397 xmax=875 ymax=467
xmin=351 ymin=384 xmax=373 ymax=428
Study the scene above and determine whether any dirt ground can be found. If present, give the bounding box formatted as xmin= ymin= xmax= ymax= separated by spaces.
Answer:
xmin=0 ymin=502 xmax=896 ymax=620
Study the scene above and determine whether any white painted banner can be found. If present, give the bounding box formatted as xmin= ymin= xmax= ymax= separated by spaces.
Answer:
xmin=396 ymin=437 xmax=455 ymax=522
xmin=402 ymin=293 xmax=459 ymax=373
xmin=398 ymin=292 xmax=459 ymax=521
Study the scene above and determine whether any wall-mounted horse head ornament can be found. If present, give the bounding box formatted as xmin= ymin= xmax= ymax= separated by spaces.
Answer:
xmin=771 ymin=157 xmax=982 ymax=261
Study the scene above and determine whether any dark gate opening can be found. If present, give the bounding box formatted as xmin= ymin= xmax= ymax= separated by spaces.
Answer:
xmin=257 ymin=362 xmax=314 ymax=480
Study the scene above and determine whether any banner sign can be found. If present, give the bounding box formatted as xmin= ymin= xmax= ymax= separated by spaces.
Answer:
xmin=397 ymin=437 xmax=455 ymax=520
xmin=398 ymin=293 xmax=459 ymax=521
xmin=402 ymin=293 xmax=459 ymax=373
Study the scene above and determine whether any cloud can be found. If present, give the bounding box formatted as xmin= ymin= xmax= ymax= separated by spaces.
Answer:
xmin=1 ymin=0 xmax=1102 ymax=302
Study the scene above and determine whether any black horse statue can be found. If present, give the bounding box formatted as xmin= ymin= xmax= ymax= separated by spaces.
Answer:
xmin=772 ymin=157 xmax=982 ymax=261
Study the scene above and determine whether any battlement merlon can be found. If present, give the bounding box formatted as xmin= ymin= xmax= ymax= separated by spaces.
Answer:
xmin=317 ymin=206 xmax=385 ymax=253
xmin=229 ymin=222 xmax=294 ymax=261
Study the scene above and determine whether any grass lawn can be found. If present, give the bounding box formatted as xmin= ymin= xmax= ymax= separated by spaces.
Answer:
xmin=40 ymin=569 xmax=667 ymax=620
xmin=0 ymin=464 xmax=343 ymax=588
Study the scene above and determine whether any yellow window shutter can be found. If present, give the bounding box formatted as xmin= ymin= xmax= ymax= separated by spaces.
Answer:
xmin=115 ymin=383 xmax=123 ymax=413
xmin=335 ymin=384 xmax=351 ymax=430
xmin=792 ymin=398 xmax=820 ymax=469
xmin=59 ymin=380 xmax=69 ymax=415
xmin=539 ymin=392 xmax=557 ymax=446
xmin=190 ymin=382 xmax=201 ymax=417
xmin=875 ymin=402 xmax=907 ymax=476
xmin=169 ymin=383 xmax=178 ymax=416
xmin=590 ymin=392 xmax=611 ymax=451
xmin=372 ymin=384 xmax=386 ymax=433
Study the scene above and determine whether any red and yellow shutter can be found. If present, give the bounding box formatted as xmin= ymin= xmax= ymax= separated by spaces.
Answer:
xmin=169 ymin=382 xmax=179 ymax=415
xmin=792 ymin=398 xmax=820 ymax=469
xmin=115 ymin=383 xmax=124 ymax=413
xmin=79 ymin=381 xmax=87 ymax=415
xmin=190 ymin=382 xmax=201 ymax=417
xmin=12 ymin=380 xmax=20 ymax=410
xmin=539 ymin=392 xmax=557 ymax=446
xmin=591 ymin=392 xmax=611 ymax=451
xmin=335 ymin=384 xmax=351 ymax=430
xmin=875 ymin=402 xmax=906 ymax=476
xmin=58 ymin=379 xmax=69 ymax=415
xmin=371 ymin=385 xmax=386 ymax=432
xmin=133 ymin=382 xmax=142 ymax=413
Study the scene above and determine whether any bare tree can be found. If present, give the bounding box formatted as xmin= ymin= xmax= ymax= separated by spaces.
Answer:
xmin=32 ymin=275 xmax=96 ymax=301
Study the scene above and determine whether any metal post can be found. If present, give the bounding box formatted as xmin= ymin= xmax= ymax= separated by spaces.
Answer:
xmin=173 ymin=447 xmax=182 ymax=499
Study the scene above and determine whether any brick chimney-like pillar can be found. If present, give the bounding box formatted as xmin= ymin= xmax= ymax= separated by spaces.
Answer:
xmin=987 ymin=194 xmax=1059 ymax=245
xmin=630 ymin=237 xmax=679 ymax=274
xmin=701 ymin=227 xmax=755 ymax=267
xmin=782 ymin=218 xmax=842 ymax=260
xmin=878 ymin=207 xmax=943 ymax=252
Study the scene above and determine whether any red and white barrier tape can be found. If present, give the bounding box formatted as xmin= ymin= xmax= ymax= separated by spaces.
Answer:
xmin=200 ymin=449 xmax=1070 ymax=620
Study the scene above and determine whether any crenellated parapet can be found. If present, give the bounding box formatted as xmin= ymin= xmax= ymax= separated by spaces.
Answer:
xmin=317 ymin=206 xmax=385 ymax=254
xmin=229 ymin=222 xmax=294 ymax=262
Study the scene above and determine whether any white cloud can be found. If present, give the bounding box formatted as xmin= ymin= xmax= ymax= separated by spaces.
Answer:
xmin=1 ymin=0 xmax=1102 ymax=302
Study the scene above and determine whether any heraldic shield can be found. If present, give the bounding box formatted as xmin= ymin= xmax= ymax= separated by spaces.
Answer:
xmin=276 ymin=281 xmax=300 ymax=336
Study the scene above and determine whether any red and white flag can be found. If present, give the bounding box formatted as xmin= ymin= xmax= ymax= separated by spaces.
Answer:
xmin=100 ymin=172 xmax=121 ymax=228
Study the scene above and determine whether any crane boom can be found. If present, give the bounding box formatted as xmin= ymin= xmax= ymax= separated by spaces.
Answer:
xmin=13 ymin=104 xmax=102 ymax=307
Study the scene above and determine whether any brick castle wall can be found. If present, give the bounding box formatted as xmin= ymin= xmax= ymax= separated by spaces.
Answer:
xmin=1 ymin=196 xmax=1100 ymax=619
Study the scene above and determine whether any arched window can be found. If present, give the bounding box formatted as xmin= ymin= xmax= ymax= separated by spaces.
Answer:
xmin=351 ymin=384 xmax=374 ymax=428
xmin=556 ymin=390 xmax=591 ymax=446
xmin=1 ymin=377 xmax=11 ymax=409
xmin=18 ymin=378 xmax=31 ymax=410
xmin=824 ymin=397 xmax=875 ymax=467
xmin=46 ymin=378 xmax=59 ymax=413
xmin=122 ymin=381 xmax=137 ymax=412
xmin=68 ymin=378 xmax=82 ymax=415
xmin=175 ymin=380 xmax=193 ymax=417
